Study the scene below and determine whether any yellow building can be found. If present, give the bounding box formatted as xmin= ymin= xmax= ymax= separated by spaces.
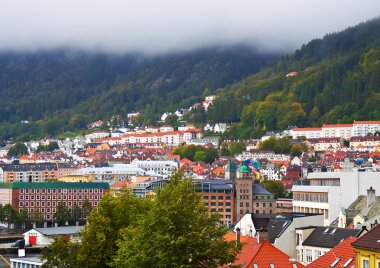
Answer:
xmin=352 ymin=224 xmax=380 ymax=268
xmin=58 ymin=174 xmax=92 ymax=182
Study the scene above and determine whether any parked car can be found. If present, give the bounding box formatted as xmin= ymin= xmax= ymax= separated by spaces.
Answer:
xmin=11 ymin=239 xmax=31 ymax=248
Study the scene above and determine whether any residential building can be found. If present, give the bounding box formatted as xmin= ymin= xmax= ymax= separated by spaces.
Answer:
xmin=223 ymin=233 xmax=304 ymax=268
xmin=0 ymin=182 xmax=109 ymax=223
xmin=295 ymin=226 xmax=364 ymax=264
xmin=352 ymin=224 xmax=380 ymax=268
xmin=306 ymin=237 xmax=357 ymax=268
xmin=237 ymin=150 xmax=290 ymax=161
xmin=292 ymin=170 xmax=380 ymax=225
xmin=293 ymin=128 xmax=322 ymax=139
xmin=132 ymin=179 xmax=169 ymax=198
xmin=276 ymin=198 xmax=293 ymax=213
xmin=130 ymin=160 xmax=179 ymax=176
xmin=187 ymin=137 xmax=220 ymax=148
xmin=350 ymin=135 xmax=380 ymax=149
xmin=74 ymin=165 xmax=146 ymax=181
xmin=0 ymin=163 xmax=76 ymax=183
xmin=352 ymin=120 xmax=380 ymax=136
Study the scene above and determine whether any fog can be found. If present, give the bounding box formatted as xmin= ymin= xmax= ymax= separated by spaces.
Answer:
xmin=0 ymin=0 xmax=379 ymax=54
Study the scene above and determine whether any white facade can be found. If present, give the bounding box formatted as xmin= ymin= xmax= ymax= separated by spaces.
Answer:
xmin=234 ymin=214 xmax=257 ymax=237
xmin=293 ymin=128 xmax=322 ymax=139
xmin=85 ymin=131 xmax=109 ymax=140
xmin=237 ymin=151 xmax=290 ymax=161
xmin=129 ymin=160 xmax=179 ymax=176
xmin=292 ymin=170 xmax=380 ymax=225
xmin=353 ymin=121 xmax=380 ymax=136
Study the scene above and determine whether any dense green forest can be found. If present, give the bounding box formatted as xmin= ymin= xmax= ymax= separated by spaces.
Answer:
xmin=207 ymin=17 xmax=380 ymax=139
xmin=0 ymin=47 xmax=276 ymax=141
xmin=1 ymin=17 xmax=380 ymax=141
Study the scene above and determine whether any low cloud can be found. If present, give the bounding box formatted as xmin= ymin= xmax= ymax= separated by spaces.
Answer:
xmin=0 ymin=0 xmax=379 ymax=54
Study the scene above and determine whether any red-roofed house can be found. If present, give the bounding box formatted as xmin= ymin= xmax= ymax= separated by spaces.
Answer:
xmin=306 ymin=237 xmax=357 ymax=268
xmin=222 ymin=237 xmax=303 ymax=268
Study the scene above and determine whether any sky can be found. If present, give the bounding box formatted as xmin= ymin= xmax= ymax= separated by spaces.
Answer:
xmin=0 ymin=0 xmax=379 ymax=55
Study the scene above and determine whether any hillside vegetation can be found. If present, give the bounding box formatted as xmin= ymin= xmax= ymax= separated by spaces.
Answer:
xmin=208 ymin=17 xmax=380 ymax=138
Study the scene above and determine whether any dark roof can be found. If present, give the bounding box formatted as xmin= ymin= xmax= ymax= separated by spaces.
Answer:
xmin=253 ymin=183 xmax=273 ymax=196
xmin=352 ymin=224 xmax=380 ymax=251
xmin=302 ymin=227 xmax=364 ymax=248
xmin=0 ymin=182 xmax=110 ymax=189
xmin=1 ymin=163 xmax=59 ymax=172
xmin=196 ymin=180 xmax=234 ymax=193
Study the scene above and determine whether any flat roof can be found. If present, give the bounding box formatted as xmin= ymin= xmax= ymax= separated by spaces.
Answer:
xmin=0 ymin=182 xmax=110 ymax=189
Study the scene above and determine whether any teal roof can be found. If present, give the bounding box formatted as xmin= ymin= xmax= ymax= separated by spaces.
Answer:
xmin=237 ymin=162 xmax=251 ymax=173
xmin=0 ymin=182 xmax=110 ymax=189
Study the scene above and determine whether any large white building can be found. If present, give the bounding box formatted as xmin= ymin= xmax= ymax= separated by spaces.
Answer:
xmin=128 ymin=160 xmax=179 ymax=177
xmin=293 ymin=121 xmax=380 ymax=140
xmin=292 ymin=170 xmax=380 ymax=225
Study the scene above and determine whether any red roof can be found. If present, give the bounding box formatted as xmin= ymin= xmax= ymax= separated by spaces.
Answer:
xmin=322 ymin=124 xmax=353 ymax=128
xmin=307 ymin=237 xmax=357 ymax=268
xmin=293 ymin=128 xmax=322 ymax=131
xmin=222 ymin=237 xmax=303 ymax=268
xmin=354 ymin=120 xmax=380 ymax=125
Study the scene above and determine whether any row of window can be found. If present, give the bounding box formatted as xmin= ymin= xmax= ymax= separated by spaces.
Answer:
xmin=203 ymin=195 xmax=232 ymax=200
xmin=210 ymin=208 xmax=231 ymax=213
xmin=19 ymin=200 xmax=98 ymax=208
xmin=19 ymin=195 xmax=99 ymax=201
xmin=208 ymin=202 xmax=231 ymax=207
xmin=293 ymin=192 xmax=328 ymax=203
xmin=20 ymin=188 xmax=103 ymax=194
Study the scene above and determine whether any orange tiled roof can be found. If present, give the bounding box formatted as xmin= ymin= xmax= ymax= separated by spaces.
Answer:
xmin=322 ymin=124 xmax=353 ymax=128
xmin=222 ymin=237 xmax=303 ymax=268
xmin=307 ymin=237 xmax=357 ymax=268
xmin=293 ymin=128 xmax=322 ymax=131
xmin=354 ymin=120 xmax=380 ymax=124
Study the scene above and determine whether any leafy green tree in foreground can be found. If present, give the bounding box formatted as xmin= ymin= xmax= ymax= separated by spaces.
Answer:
xmin=43 ymin=175 xmax=240 ymax=268
xmin=7 ymin=142 xmax=28 ymax=157
xmin=112 ymin=175 xmax=240 ymax=268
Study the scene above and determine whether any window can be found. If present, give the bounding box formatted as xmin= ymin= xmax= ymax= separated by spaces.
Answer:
xmin=218 ymin=196 xmax=223 ymax=200
xmin=306 ymin=250 xmax=312 ymax=263
xmin=314 ymin=250 xmax=321 ymax=260
xmin=362 ymin=259 xmax=369 ymax=268
xmin=211 ymin=202 xmax=216 ymax=206
xmin=203 ymin=196 xmax=209 ymax=200
xmin=296 ymin=250 xmax=301 ymax=261
xmin=218 ymin=202 xmax=223 ymax=206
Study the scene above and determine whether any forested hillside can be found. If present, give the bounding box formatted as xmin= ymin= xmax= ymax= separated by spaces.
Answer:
xmin=205 ymin=17 xmax=380 ymax=138
xmin=0 ymin=48 xmax=276 ymax=140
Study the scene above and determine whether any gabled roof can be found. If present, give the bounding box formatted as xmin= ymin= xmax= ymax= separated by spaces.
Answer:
xmin=24 ymin=226 xmax=83 ymax=236
xmin=306 ymin=237 xmax=357 ymax=268
xmin=302 ymin=227 xmax=363 ymax=248
xmin=352 ymin=224 xmax=380 ymax=251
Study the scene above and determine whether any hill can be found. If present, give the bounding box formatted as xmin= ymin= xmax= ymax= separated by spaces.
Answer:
xmin=205 ymin=17 xmax=380 ymax=138
xmin=0 ymin=47 xmax=277 ymax=141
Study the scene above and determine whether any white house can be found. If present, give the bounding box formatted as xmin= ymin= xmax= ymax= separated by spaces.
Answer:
xmin=10 ymin=257 xmax=46 ymax=268
xmin=23 ymin=226 xmax=83 ymax=246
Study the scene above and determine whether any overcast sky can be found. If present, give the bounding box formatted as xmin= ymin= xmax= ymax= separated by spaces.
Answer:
xmin=0 ymin=0 xmax=379 ymax=55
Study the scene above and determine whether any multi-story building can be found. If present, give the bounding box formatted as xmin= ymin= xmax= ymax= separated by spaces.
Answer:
xmin=132 ymin=179 xmax=169 ymax=198
xmin=292 ymin=170 xmax=380 ymax=225
xmin=197 ymin=180 xmax=235 ymax=226
xmin=237 ymin=150 xmax=290 ymax=161
xmin=350 ymin=135 xmax=380 ymax=149
xmin=0 ymin=163 xmax=76 ymax=183
xmin=122 ymin=129 xmax=202 ymax=147
xmin=0 ymin=182 xmax=109 ymax=223
xmin=252 ymin=183 xmax=276 ymax=214
xmin=74 ymin=165 xmax=146 ymax=181
xmin=130 ymin=160 xmax=179 ymax=177
xmin=293 ymin=120 xmax=380 ymax=140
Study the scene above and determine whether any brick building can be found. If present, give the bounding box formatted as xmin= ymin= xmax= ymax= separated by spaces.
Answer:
xmin=0 ymin=182 xmax=109 ymax=223
xmin=197 ymin=180 xmax=235 ymax=227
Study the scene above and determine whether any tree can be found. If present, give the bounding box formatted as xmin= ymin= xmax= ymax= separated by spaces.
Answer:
xmin=220 ymin=143 xmax=231 ymax=156
xmin=53 ymin=202 xmax=70 ymax=226
xmin=204 ymin=147 xmax=219 ymax=164
xmin=261 ymin=180 xmax=287 ymax=199
xmin=7 ymin=142 xmax=28 ymax=157
xmin=42 ymin=236 xmax=80 ymax=268
xmin=3 ymin=204 xmax=17 ymax=229
xmin=164 ymin=114 xmax=179 ymax=127
xmin=112 ymin=176 xmax=240 ymax=267
xmin=230 ymin=142 xmax=246 ymax=155
xmin=76 ymin=190 xmax=149 ymax=267
xmin=193 ymin=150 xmax=206 ymax=162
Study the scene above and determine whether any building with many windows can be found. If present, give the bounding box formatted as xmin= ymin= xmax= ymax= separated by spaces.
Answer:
xmin=0 ymin=182 xmax=109 ymax=223
xmin=197 ymin=180 xmax=235 ymax=227
xmin=292 ymin=170 xmax=380 ymax=225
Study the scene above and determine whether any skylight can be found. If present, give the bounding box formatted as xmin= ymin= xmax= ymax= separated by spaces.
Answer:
xmin=343 ymin=258 xmax=354 ymax=267
xmin=329 ymin=257 xmax=341 ymax=267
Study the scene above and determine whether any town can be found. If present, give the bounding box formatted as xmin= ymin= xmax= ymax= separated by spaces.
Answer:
xmin=1 ymin=111 xmax=380 ymax=267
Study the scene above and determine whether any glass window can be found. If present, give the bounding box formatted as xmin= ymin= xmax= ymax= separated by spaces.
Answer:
xmin=306 ymin=249 xmax=312 ymax=263
xmin=363 ymin=259 xmax=369 ymax=268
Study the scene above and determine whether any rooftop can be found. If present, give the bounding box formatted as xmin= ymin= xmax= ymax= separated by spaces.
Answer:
xmin=0 ymin=182 xmax=110 ymax=189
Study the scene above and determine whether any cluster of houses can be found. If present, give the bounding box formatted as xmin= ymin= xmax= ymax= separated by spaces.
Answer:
xmin=2 ymin=120 xmax=380 ymax=267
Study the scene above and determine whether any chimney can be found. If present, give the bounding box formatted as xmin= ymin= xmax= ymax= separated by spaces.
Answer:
xmin=367 ymin=187 xmax=376 ymax=207
xmin=236 ymin=227 xmax=241 ymax=243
